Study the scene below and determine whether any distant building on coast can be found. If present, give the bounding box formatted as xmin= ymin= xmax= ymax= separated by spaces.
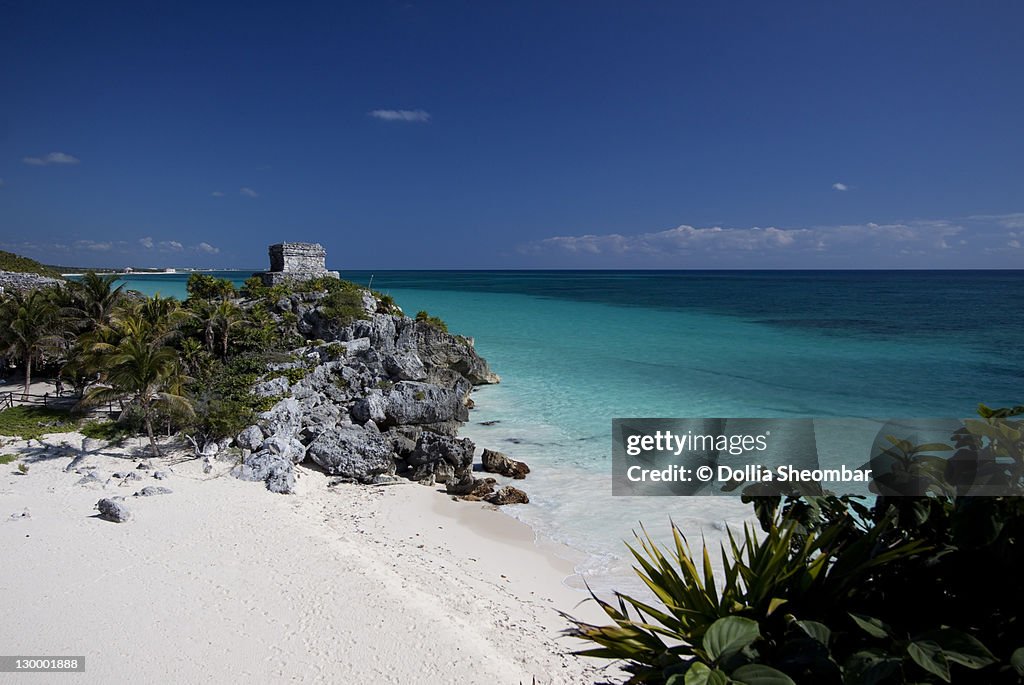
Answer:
xmin=255 ymin=242 xmax=340 ymax=286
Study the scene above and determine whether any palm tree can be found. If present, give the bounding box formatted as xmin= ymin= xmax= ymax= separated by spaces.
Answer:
xmin=76 ymin=314 xmax=193 ymax=458
xmin=0 ymin=288 xmax=65 ymax=399
xmin=70 ymin=271 xmax=125 ymax=329
xmin=190 ymin=299 xmax=246 ymax=358
xmin=211 ymin=300 xmax=246 ymax=358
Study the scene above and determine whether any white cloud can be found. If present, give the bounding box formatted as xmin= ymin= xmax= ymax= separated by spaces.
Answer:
xmin=139 ymin=236 xmax=154 ymax=249
xmin=23 ymin=152 xmax=80 ymax=166
xmin=240 ymin=187 xmax=258 ymax=198
xmin=525 ymin=218 xmax=972 ymax=261
xmin=159 ymin=240 xmax=184 ymax=251
xmin=832 ymin=182 xmax=849 ymax=191
xmin=74 ymin=239 xmax=112 ymax=251
xmin=970 ymin=212 xmax=1024 ymax=230
xmin=210 ymin=191 xmax=225 ymax=197
xmin=369 ymin=109 xmax=431 ymax=123
xmin=194 ymin=242 xmax=220 ymax=254
xmin=1009 ymin=239 xmax=1021 ymax=249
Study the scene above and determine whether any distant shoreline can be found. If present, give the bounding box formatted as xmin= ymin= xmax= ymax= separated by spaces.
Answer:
xmin=61 ymin=268 xmax=255 ymax=277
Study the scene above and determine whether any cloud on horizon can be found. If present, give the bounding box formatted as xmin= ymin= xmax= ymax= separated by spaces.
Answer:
xmin=195 ymin=242 xmax=219 ymax=254
xmin=23 ymin=152 xmax=80 ymax=166
xmin=522 ymin=213 xmax=1024 ymax=267
xmin=368 ymin=109 xmax=431 ymax=123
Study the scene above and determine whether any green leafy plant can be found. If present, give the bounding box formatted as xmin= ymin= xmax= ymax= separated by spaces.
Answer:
xmin=568 ymin=404 xmax=1024 ymax=684
xmin=415 ymin=310 xmax=449 ymax=333
xmin=17 ymin=462 xmax=29 ymax=474
xmin=0 ymin=454 xmax=17 ymax=465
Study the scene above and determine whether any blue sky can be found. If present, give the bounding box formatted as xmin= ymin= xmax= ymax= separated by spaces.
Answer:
xmin=1 ymin=1 xmax=1022 ymax=269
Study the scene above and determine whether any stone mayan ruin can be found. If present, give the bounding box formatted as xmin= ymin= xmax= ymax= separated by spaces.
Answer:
xmin=255 ymin=242 xmax=340 ymax=286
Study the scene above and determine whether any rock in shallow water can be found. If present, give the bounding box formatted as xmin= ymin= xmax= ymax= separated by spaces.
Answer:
xmin=480 ymin=449 xmax=530 ymax=480
xmin=96 ymin=498 xmax=131 ymax=522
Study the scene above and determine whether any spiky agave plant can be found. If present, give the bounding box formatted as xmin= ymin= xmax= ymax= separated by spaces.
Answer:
xmin=564 ymin=512 xmax=925 ymax=684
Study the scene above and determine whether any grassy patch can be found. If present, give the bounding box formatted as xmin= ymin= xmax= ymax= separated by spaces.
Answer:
xmin=0 ymin=454 xmax=17 ymax=465
xmin=80 ymin=420 xmax=133 ymax=444
xmin=0 ymin=406 xmax=78 ymax=439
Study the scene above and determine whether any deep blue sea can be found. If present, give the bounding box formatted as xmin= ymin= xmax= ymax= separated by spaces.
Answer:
xmin=108 ymin=269 xmax=1024 ymax=591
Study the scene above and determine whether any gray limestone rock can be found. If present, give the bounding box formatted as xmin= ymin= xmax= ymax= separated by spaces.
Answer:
xmin=382 ymin=382 xmax=469 ymax=427
xmin=96 ymin=498 xmax=131 ymax=522
xmin=253 ymin=376 xmax=290 ymax=398
xmin=134 ymin=486 xmax=172 ymax=497
xmin=236 ymin=425 xmax=266 ymax=452
xmin=306 ymin=426 xmax=394 ymax=482
xmin=232 ymin=450 xmax=296 ymax=494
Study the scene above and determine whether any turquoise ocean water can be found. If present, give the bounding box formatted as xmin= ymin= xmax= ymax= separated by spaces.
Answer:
xmin=108 ymin=270 xmax=1023 ymax=592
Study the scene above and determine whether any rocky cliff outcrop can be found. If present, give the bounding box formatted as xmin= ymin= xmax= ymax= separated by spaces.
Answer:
xmin=0 ymin=270 xmax=63 ymax=293
xmin=230 ymin=286 xmax=524 ymax=501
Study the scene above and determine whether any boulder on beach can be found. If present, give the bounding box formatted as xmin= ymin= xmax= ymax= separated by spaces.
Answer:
xmin=306 ymin=425 xmax=394 ymax=483
xmin=134 ymin=486 xmax=173 ymax=497
xmin=407 ymin=432 xmax=474 ymax=484
xmin=446 ymin=475 xmax=497 ymax=501
xmin=233 ymin=451 xmax=296 ymax=494
xmin=480 ymin=449 xmax=530 ymax=480
xmin=96 ymin=498 xmax=132 ymax=522
xmin=484 ymin=486 xmax=529 ymax=506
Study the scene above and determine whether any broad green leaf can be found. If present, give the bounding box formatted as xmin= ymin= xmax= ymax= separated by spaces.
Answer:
xmin=1011 ymin=647 xmax=1024 ymax=676
xmin=849 ymin=613 xmax=893 ymax=640
xmin=795 ymin=620 xmax=830 ymax=646
xmin=844 ymin=648 xmax=901 ymax=685
xmin=731 ymin=664 xmax=796 ymax=685
xmin=703 ymin=617 xmax=761 ymax=662
xmin=914 ymin=629 xmax=996 ymax=670
xmin=907 ymin=640 xmax=951 ymax=683
xmin=766 ymin=597 xmax=787 ymax=616
xmin=684 ymin=663 xmax=712 ymax=685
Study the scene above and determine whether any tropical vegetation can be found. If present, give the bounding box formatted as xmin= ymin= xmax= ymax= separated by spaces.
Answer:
xmin=568 ymin=405 xmax=1024 ymax=684
xmin=0 ymin=268 xmax=392 ymax=455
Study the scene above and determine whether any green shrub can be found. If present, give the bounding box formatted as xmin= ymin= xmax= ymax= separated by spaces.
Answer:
xmin=568 ymin=404 xmax=1024 ymax=684
xmin=281 ymin=366 xmax=308 ymax=384
xmin=374 ymin=292 xmax=401 ymax=315
xmin=17 ymin=462 xmax=28 ymax=474
xmin=188 ymin=397 xmax=255 ymax=444
xmin=186 ymin=273 xmax=236 ymax=301
xmin=0 ymin=454 xmax=17 ymax=464
xmin=415 ymin=310 xmax=449 ymax=333
xmin=320 ymin=287 xmax=367 ymax=325
xmin=325 ymin=342 xmax=347 ymax=360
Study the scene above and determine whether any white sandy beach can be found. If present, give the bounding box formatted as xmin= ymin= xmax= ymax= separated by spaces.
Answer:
xmin=0 ymin=429 xmax=616 ymax=684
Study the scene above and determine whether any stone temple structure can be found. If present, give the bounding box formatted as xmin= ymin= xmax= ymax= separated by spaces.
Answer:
xmin=255 ymin=242 xmax=340 ymax=286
